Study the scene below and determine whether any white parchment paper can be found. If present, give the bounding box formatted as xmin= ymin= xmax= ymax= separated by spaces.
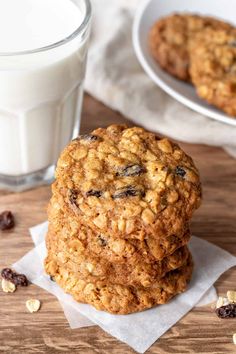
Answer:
xmin=12 ymin=222 xmax=236 ymax=353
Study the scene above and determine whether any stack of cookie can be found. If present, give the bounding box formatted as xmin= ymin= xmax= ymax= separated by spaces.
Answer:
xmin=149 ymin=14 xmax=236 ymax=116
xmin=45 ymin=125 xmax=201 ymax=314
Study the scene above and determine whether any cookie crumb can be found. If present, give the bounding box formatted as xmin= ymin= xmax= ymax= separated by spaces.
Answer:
xmin=227 ymin=290 xmax=236 ymax=303
xmin=1 ymin=279 xmax=16 ymax=293
xmin=26 ymin=299 xmax=41 ymax=313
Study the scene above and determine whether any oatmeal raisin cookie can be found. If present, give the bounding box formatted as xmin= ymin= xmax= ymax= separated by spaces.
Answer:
xmin=54 ymin=125 xmax=201 ymax=241
xmin=189 ymin=28 xmax=236 ymax=116
xmin=45 ymin=253 xmax=193 ymax=314
xmin=149 ymin=14 xmax=232 ymax=81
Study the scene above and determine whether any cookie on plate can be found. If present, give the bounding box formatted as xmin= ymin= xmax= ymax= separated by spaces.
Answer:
xmin=149 ymin=14 xmax=233 ymax=81
xmin=54 ymin=125 xmax=201 ymax=241
xmin=189 ymin=28 xmax=236 ymax=116
xmin=46 ymin=253 xmax=193 ymax=314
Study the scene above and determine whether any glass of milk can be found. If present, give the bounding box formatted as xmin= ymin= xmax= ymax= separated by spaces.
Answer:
xmin=0 ymin=0 xmax=91 ymax=191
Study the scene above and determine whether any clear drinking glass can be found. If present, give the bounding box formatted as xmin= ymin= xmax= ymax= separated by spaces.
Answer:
xmin=0 ymin=0 xmax=91 ymax=191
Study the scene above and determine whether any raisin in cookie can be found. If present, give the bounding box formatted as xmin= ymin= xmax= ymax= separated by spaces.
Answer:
xmin=149 ymin=14 xmax=233 ymax=81
xmin=189 ymin=28 xmax=236 ymax=116
xmin=45 ymin=253 xmax=193 ymax=314
xmin=45 ymin=220 xmax=190 ymax=287
xmin=47 ymin=191 xmax=191 ymax=264
xmin=54 ymin=125 xmax=201 ymax=241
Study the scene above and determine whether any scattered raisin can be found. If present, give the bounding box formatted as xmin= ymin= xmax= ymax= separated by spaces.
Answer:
xmin=175 ymin=166 xmax=186 ymax=178
xmin=117 ymin=164 xmax=145 ymax=177
xmin=113 ymin=185 xmax=145 ymax=199
xmin=98 ymin=235 xmax=107 ymax=247
xmin=86 ymin=190 xmax=102 ymax=198
xmin=1 ymin=268 xmax=28 ymax=286
xmin=216 ymin=304 xmax=236 ymax=318
xmin=1 ymin=268 xmax=14 ymax=282
xmin=0 ymin=211 xmax=15 ymax=231
xmin=50 ymin=276 xmax=55 ymax=282
xmin=13 ymin=274 xmax=28 ymax=286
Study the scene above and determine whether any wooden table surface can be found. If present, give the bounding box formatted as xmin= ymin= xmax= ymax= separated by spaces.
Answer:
xmin=0 ymin=94 xmax=236 ymax=354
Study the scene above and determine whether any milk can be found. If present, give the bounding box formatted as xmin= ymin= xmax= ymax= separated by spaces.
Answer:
xmin=0 ymin=0 xmax=83 ymax=53
xmin=0 ymin=0 xmax=91 ymax=188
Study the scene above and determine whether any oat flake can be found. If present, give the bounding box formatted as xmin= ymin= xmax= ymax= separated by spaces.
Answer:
xmin=1 ymin=279 xmax=16 ymax=293
xmin=26 ymin=299 xmax=41 ymax=313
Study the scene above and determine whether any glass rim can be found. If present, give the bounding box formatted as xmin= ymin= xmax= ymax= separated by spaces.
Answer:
xmin=0 ymin=0 xmax=92 ymax=57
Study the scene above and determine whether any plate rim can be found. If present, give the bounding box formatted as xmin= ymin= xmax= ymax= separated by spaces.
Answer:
xmin=132 ymin=0 xmax=236 ymax=127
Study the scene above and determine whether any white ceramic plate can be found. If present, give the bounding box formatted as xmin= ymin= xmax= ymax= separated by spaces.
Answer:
xmin=133 ymin=0 xmax=236 ymax=126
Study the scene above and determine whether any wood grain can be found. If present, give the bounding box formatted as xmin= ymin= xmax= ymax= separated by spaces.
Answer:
xmin=0 ymin=94 xmax=236 ymax=354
